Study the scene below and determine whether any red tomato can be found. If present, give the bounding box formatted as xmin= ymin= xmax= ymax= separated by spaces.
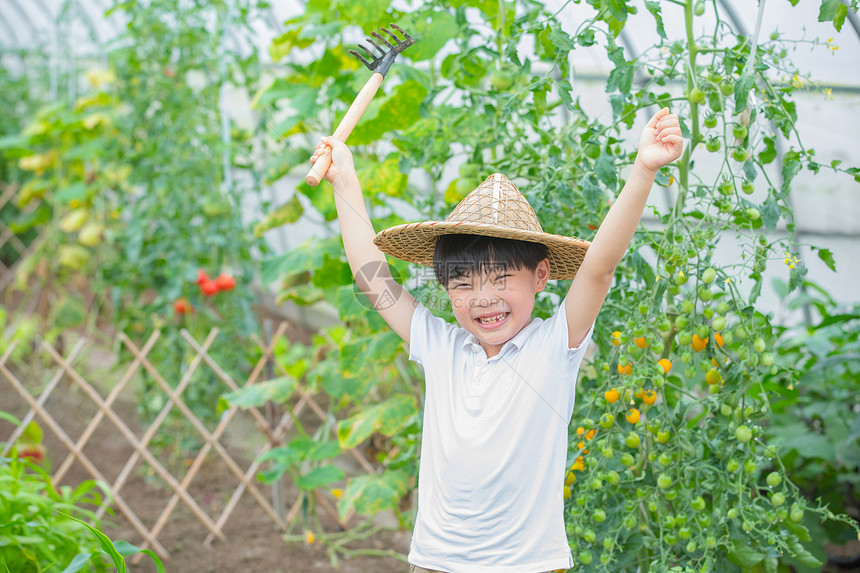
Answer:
xmin=215 ymin=273 xmax=235 ymax=291
xmin=173 ymin=298 xmax=194 ymax=315
xmin=196 ymin=269 xmax=209 ymax=285
xmin=200 ymin=280 xmax=219 ymax=297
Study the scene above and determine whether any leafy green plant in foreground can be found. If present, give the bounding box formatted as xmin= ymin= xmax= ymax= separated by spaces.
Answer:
xmin=0 ymin=413 xmax=163 ymax=572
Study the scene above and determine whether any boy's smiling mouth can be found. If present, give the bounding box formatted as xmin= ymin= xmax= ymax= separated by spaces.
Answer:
xmin=475 ymin=312 xmax=510 ymax=326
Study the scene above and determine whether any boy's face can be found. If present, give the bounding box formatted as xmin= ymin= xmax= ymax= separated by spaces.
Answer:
xmin=444 ymin=258 xmax=550 ymax=358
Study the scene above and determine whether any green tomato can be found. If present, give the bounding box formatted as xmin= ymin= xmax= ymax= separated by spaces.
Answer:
xmin=705 ymin=137 xmax=721 ymax=152
xmin=622 ymin=453 xmax=636 ymax=467
xmin=602 ymin=447 xmax=614 ymax=459
xmin=721 ymin=404 xmax=733 ymax=417
xmin=623 ymin=514 xmax=637 ymax=530
xmin=719 ymin=179 xmax=734 ymax=196
xmin=703 ymin=113 xmax=718 ymax=128
xmin=732 ymin=147 xmax=749 ymax=162
xmin=583 ymin=528 xmax=596 ymax=543
xmin=698 ymin=514 xmax=711 ymax=527
xmin=705 ymin=535 xmax=717 ymax=548
xmin=686 ymin=540 xmax=697 ymax=553
xmin=727 ymin=458 xmax=741 ymax=472
xmin=657 ymin=430 xmax=671 ymax=444
xmin=606 ymin=470 xmax=620 ymax=485
xmin=745 ymin=458 xmax=757 ymax=475
xmin=679 ymin=526 xmax=692 ymax=540
xmin=603 ymin=537 xmax=614 ymax=551
xmin=593 ymin=508 xmax=607 ymax=523
xmin=727 ymin=507 xmax=739 ymax=520
xmin=694 ymin=0 xmax=705 ymax=15
xmin=754 ymin=337 xmax=767 ymax=353
xmin=590 ymin=478 xmax=603 ymax=491
xmin=742 ymin=180 xmax=755 ymax=195
xmin=720 ymin=79 xmax=734 ymax=96
xmin=579 ymin=550 xmax=593 ymax=565
xmin=771 ymin=492 xmax=785 ymax=507
xmin=488 ymin=68 xmax=515 ymax=90
xmin=712 ymin=316 xmax=726 ymax=331
xmin=647 ymin=500 xmax=658 ymax=513
xmin=702 ymin=267 xmax=717 ymax=284
xmin=657 ymin=473 xmax=673 ymax=489
xmin=790 ymin=507 xmax=804 ymax=522
xmin=689 ymin=87 xmax=706 ymax=104
xmin=658 ymin=452 xmax=673 ymax=466
xmin=665 ymin=532 xmax=679 ymax=545
xmin=762 ymin=352 xmax=774 ymax=367
xmin=625 ymin=432 xmax=641 ymax=448
xmin=745 ymin=207 xmax=761 ymax=220
xmin=691 ymin=496 xmax=706 ymax=511
xmin=584 ymin=143 xmax=601 ymax=160
xmin=600 ymin=413 xmax=615 ymax=429
xmin=735 ymin=425 xmax=752 ymax=443
xmin=663 ymin=515 xmax=676 ymax=529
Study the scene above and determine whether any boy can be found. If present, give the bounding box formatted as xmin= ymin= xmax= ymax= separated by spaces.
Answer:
xmin=310 ymin=107 xmax=682 ymax=572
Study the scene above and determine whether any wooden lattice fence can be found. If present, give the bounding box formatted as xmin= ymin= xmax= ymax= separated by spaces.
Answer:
xmin=0 ymin=321 xmax=374 ymax=559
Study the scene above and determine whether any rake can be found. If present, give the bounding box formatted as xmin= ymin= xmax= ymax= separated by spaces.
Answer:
xmin=305 ymin=24 xmax=415 ymax=186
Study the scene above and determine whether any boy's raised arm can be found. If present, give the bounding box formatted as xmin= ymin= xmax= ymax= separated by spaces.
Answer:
xmin=564 ymin=107 xmax=684 ymax=348
xmin=312 ymin=137 xmax=417 ymax=344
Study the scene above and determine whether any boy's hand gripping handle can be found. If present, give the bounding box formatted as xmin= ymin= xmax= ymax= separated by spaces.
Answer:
xmin=306 ymin=72 xmax=384 ymax=186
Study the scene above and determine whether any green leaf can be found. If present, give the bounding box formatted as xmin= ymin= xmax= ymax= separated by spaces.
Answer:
xmin=337 ymin=394 xmax=418 ymax=450
xmin=733 ymin=74 xmax=755 ymax=113
xmin=56 ymin=512 xmax=127 ymax=573
xmin=337 ymin=469 xmax=409 ymax=520
xmin=397 ymin=10 xmax=457 ymax=62
xmin=356 ymin=154 xmax=408 ymax=197
xmin=296 ymin=464 xmax=345 ymax=491
xmin=813 ymin=246 xmax=836 ymax=272
xmin=728 ymin=540 xmax=765 ymax=568
xmin=818 ymin=0 xmax=848 ymax=31
xmin=221 ymin=376 xmax=297 ymax=409
xmin=759 ymin=136 xmax=777 ymax=164
xmin=350 ymin=81 xmax=429 ymax=145
xmin=60 ymin=553 xmax=93 ymax=573
xmin=10 ymin=203 xmax=51 ymax=233
xmin=644 ymin=1 xmax=667 ymax=39
xmin=254 ymin=194 xmax=304 ymax=237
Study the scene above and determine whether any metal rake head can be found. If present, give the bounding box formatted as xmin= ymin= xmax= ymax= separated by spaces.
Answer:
xmin=349 ymin=24 xmax=415 ymax=77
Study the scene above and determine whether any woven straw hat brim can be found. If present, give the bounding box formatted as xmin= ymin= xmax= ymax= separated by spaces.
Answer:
xmin=373 ymin=221 xmax=590 ymax=280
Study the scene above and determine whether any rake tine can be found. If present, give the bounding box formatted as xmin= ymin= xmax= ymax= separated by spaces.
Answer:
xmin=356 ymin=43 xmax=378 ymax=60
xmin=348 ymin=49 xmax=372 ymax=68
xmin=371 ymin=30 xmax=395 ymax=50
xmin=390 ymin=24 xmax=413 ymax=43
xmin=366 ymin=37 xmax=388 ymax=56
xmin=380 ymin=27 xmax=403 ymax=45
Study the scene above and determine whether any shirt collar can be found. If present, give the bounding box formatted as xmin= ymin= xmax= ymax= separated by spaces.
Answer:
xmin=462 ymin=316 xmax=543 ymax=355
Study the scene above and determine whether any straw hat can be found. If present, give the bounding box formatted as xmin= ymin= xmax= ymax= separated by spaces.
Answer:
xmin=372 ymin=173 xmax=590 ymax=280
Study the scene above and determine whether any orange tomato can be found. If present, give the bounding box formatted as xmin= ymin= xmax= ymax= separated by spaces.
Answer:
xmin=617 ymin=363 xmax=632 ymax=375
xmin=625 ymin=408 xmax=641 ymax=424
xmin=634 ymin=336 xmax=647 ymax=349
xmin=642 ymin=390 xmax=657 ymax=405
xmin=658 ymin=358 xmax=672 ymax=374
xmin=605 ymin=388 xmax=620 ymax=403
xmin=691 ymin=334 xmax=708 ymax=352
xmin=714 ymin=332 xmax=724 ymax=347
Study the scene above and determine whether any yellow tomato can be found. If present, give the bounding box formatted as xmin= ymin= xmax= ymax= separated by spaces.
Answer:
xmin=605 ymin=388 xmax=620 ymax=403
xmin=691 ymin=334 xmax=709 ymax=352
xmin=611 ymin=331 xmax=621 ymax=346
xmin=642 ymin=390 xmax=657 ymax=405
xmin=625 ymin=408 xmax=641 ymax=424
xmin=705 ymin=368 xmax=722 ymax=385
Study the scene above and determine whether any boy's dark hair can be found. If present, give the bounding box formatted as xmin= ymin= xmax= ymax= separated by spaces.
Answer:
xmin=433 ymin=234 xmax=549 ymax=288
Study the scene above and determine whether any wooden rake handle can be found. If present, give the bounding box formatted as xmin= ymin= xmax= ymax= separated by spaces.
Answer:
xmin=306 ymin=72 xmax=384 ymax=186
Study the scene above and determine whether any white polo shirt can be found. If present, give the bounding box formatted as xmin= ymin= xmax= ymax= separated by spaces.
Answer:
xmin=407 ymin=297 xmax=594 ymax=573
